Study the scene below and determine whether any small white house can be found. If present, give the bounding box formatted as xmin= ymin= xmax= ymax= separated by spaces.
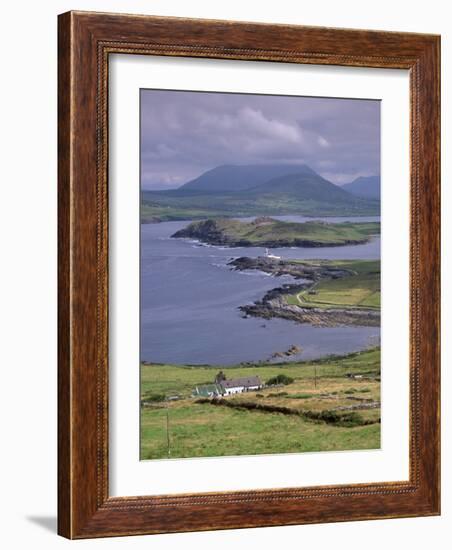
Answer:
xmin=220 ymin=376 xmax=263 ymax=396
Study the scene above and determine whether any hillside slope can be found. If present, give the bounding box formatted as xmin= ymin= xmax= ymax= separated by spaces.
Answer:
xmin=177 ymin=163 xmax=317 ymax=194
xmin=342 ymin=176 xmax=381 ymax=200
xmin=242 ymin=172 xmax=357 ymax=203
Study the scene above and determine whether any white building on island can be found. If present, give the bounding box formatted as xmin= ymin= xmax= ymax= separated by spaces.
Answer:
xmin=265 ymin=248 xmax=281 ymax=260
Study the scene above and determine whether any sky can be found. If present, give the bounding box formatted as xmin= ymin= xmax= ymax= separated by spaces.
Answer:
xmin=140 ymin=89 xmax=380 ymax=190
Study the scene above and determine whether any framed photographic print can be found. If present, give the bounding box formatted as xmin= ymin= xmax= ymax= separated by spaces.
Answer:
xmin=58 ymin=11 xmax=440 ymax=538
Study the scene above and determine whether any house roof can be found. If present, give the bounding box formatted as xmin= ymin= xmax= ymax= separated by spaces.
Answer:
xmin=220 ymin=376 xmax=262 ymax=389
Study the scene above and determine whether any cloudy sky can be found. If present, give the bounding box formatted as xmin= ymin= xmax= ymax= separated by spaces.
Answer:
xmin=140 ymin=89 xmax=380 ymax=190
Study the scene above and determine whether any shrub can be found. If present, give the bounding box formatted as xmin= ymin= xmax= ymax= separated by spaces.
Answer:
xmin=288 ymin=393 xmax=312 ymax=399
xmin=143 ymin=393 xmax=166 ymax=403
xmin=266 ymin=374 xmax=294 ymax=386
xmin=267 ymin=391 xmax=288 ymax=397
xmin=318 ymin=410 xmax=364 ymax=426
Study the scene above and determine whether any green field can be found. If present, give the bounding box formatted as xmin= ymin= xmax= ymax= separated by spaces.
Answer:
xmin=141 ymin=348 xmax=380 ymax=460
xmin=141 ymin=202 xmax=230 ymax=223
xmin=141 ymin=196 xmax=380 ymax=223
xmin=285 ymin=260 xmax=380 ymax=310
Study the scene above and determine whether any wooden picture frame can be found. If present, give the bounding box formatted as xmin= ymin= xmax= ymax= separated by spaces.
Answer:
xmin=58 ymin=11 xmax=440 ymax=539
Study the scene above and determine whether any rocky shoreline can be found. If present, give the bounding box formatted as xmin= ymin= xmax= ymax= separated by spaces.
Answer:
xmin=241 ymin=299 xmax=380 ymax=328
xmin=230 ymin=257 xmax=380 ymax=328
xmin=229 ymin=256 xmax=353 ymax=280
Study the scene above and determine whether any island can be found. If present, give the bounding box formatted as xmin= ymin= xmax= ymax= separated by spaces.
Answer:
xmin=229 ymin=257 xmax=380 ymax=328
xmin=171 ymin=217 xmax=380 ymax=248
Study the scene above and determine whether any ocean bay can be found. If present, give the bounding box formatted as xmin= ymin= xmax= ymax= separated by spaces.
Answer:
xmin=140 ymin=216 xmax=380 ymax=366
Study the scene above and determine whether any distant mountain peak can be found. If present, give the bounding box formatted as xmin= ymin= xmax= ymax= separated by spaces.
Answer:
xmin=342 ymin=175 xmax=380 ymax=200
xmin=177 ymin=163 xmax=317 ymax=194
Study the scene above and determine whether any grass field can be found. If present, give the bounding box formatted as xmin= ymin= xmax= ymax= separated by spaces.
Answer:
xmin=285 ymin=259 xmax=380 ymax=310
xmin=141 ymin=187 xmax=380 ymax=222
xmin=141 ymin=202 xmax=230 ymax=223
xmin=141 ymin=348 xmax=380 ymax=460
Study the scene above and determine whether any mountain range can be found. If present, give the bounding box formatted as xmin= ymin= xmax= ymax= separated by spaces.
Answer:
xmin=142 ymin=164 xmax=380 ymax=222
xmin=341 ymin=175 xmax=381 ymax=200
xmin=176 ymin=163 xmax=318 ymax=194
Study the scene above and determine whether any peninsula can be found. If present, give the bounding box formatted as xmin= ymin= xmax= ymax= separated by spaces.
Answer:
xmin=230 ymin=258 xmax=380 ymax=328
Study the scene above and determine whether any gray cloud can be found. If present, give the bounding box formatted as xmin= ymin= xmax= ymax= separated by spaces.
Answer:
xmin=141 ymin=89 xmax=380 ymax=189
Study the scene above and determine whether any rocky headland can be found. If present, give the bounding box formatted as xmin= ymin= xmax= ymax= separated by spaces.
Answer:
xmin=230 ymin=257 xmax=380 ymax=328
